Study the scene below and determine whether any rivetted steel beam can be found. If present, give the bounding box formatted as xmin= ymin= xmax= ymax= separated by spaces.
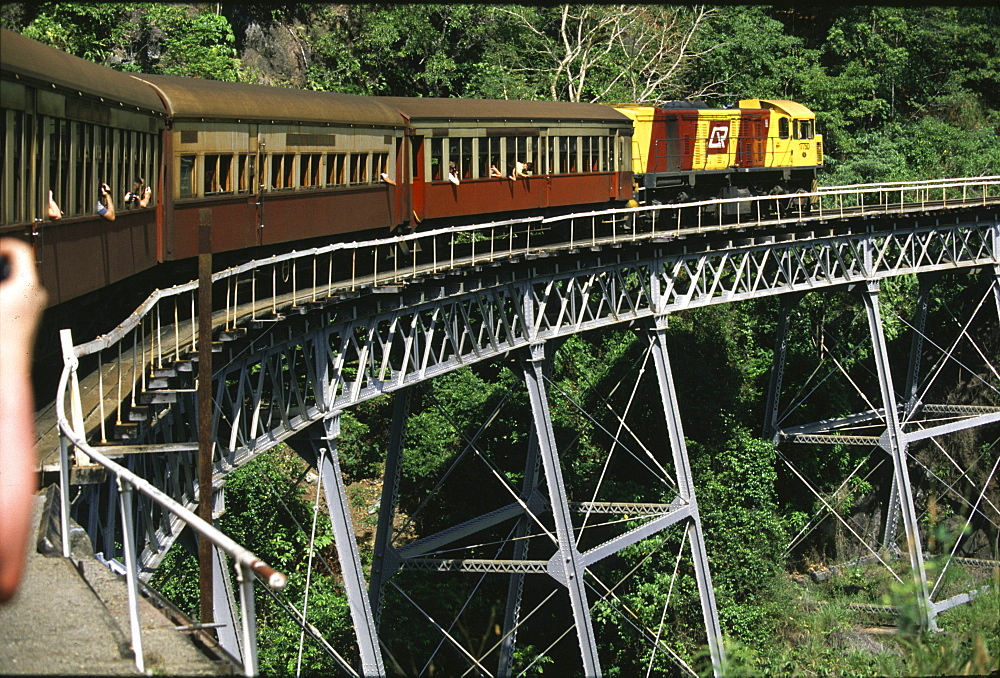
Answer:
xmin=862 ymin=281 xmax=936 ymax=632
xmin=397 ymin=502 xmax=528 ymax=559
xmin=903 ymin=275 xmax=936 ymax=416
xmin=570 ymin=501 xmax=684 ymax=516
xmin=902 ymin=411 xmax=1000 ymax=444
xmin=778 ymin=407 xmax=891 ymax=437
xmin=521 ymin=342 xmax=602 ymax=677
xmin=399 ymin=558 xmax=552 ymax=575
xmin=498 ymin=426 xmax=542 ymax=677
xmin=764 ymin=293 xmax=801 ymax=442
xmin=212 ymin=544 xmax=243 ymax=661
xmin=786 ymin=434 xmax=883 ymax=446
xmin=648 ymin=323 xmax=725 ymax=677
xmin=922 ymin=403 xmax=1000 ymax=415
xmin=314 ymin=415 xmax=385 ymax=677
xmin=580 ymin=502 xmax=692 ymax=569
xmin=368 ymin=389 xmax=408 ymax=624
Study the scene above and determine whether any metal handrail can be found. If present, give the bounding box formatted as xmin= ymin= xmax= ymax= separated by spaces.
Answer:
xmin=68 ymin=175 xmax=999 ymax=362
xmin=55 ymin=328 xmax=287 ymax=676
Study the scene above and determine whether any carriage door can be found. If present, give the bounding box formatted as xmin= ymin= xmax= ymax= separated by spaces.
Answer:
xmin=245 ymin=125 xmax=262 ymax=246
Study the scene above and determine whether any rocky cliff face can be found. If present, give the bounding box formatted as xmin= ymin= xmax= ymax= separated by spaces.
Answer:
xmin=227 ymin=8 xmax=311 ymax=88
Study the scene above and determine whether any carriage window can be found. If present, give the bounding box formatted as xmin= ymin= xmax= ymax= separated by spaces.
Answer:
xmin=430 ymin=139 xmax=443 ymax=181
xmin=799 ymin=120 xmax=813 ymax=139
xmin=504 ymin=137 xmax=515 ymax=175
xmin=204 ymin=154 xmax=233 ymax=194
xmin=371 ymin=152 xmax=388 ymax=183
xmin=326 ymin=152 xmax=346 ymax=186
xmin=582 ymin=137 xmax=594 ymax=173
xmin=442 ymin=138 xmax=452 ymax=180
xmin=779 ymin=117 xmax=790 ymax=139
xmin=480 ymin=137 xmax=500 ymax=178
xmin=517 ymin=137 xmax=528 ymax=174
xmin=460 ymin=138 xmax=473 ymax=179
xmin=300 ymin=153 xmax=321 ymax=188
xmin=238 ymin=154 xmax=256 ymax=192
xmin=349 ymin=153 xmax=366 ymax=184
xmin=269 ymin=153 xmax=294 ymax=190
xmin=2 ymin=110 xmax=24 ymax=223
xmin=179 ymin=155 xmax=196 ymax=198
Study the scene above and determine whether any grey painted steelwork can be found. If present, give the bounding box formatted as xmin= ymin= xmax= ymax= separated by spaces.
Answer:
xmin=498 ymin=428 xmax=541 ymax=677
xmin=55 ymin=201 xmax=999 ymax=675
xmin=313 ymin=418 xmax=385 ymax=677
xmin=863 ymin=282 xmax=936 ymax=631
xmin=213 ymin=544 xmax=244 ymax=662
xmin=648 ymin=325 xmax=725 ymax=676
xmin=521 ymin=344 xmax=602 ymax=676
xmin=368 ymin=390 xmax=408 ymax=626
xmin=199 ymin=219 xmax=997 ymax=474
xmin=763 ymin=294 xmax=801 ymax=441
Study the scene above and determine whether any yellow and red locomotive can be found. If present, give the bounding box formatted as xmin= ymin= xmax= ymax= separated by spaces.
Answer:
xmin=616 ymin=99 xmax=823 ymax=209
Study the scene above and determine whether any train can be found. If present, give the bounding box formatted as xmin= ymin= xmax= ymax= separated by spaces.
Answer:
xmin=1 ymin=28 xmax=823 ymax=310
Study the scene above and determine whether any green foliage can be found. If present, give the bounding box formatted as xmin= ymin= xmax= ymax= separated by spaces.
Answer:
xmin=13 ymin=3 xmax=243 ymax=80
xmin=696 ymin=429 xmax=790 ymax=645
xmin=18 ymin=2 xmax=133 ymax=63
xmin=305 ymin=5 xmax=523 ymax=98
xmin=137 ymin=5 xmax=243 ymax=80
xmin=151 ymin=446 xmax=354 ymax=675
xmin=336 ymin=396 xmax=392 ymax=481
xmin=12 ymin=5 xmax=995 ymax=672
xmin=686 ymin=6 xmax=817 ymax=102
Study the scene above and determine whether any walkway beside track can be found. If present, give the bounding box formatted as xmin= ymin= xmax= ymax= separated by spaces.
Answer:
xmin=0 ymin=496 xmax=233 ymax=676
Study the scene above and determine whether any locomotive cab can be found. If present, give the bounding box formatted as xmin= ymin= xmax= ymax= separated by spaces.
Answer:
xmin=739 ymin=99 xmax=823 ymax=171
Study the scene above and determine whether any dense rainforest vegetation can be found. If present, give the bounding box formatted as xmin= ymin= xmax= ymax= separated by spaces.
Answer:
xmin=5 ymin=4 xmax=999 ymax=676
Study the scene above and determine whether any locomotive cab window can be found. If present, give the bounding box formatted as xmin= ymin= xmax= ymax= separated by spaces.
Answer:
xmin=778 ymin=117 xmax=790 ymax=139
xmin=796 ymin=120 xmax=813 ymax=139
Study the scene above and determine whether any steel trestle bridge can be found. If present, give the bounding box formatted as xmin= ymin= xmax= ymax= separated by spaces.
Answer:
xmin=45 ymin=176 xmax=1000 ymax=676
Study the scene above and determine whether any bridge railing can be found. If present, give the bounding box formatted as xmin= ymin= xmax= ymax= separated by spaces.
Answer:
xmin=55 ymin=329 xmax=287 ymax=676
xmin=60 ymin=176 xmax=1000 ymax=458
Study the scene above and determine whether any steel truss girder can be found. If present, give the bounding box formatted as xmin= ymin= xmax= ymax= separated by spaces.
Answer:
xmin=863 ymin=282 xmax=937 ymax=631
xmin=393 ymin=500 xmax=691 ymax=575
xmin=778 ymin=406 xmax=1000 ymax=446
xmin=74 ymin=215 xmax=998 ymax=667
xmin=202 ymin=219 xmax=998 ymax=469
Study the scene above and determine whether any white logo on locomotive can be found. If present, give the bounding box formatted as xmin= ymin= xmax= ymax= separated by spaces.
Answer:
xmin=707 ymin=122 xmax=730 ymax=151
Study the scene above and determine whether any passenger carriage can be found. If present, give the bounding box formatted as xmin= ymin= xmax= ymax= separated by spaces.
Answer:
xmin=377 ymin=97 xmax=634 ymax=226
xmin=136 ymin=74 xmax=407 ymax=262
xmin=1 ymin=29 xmax=166 ymax=305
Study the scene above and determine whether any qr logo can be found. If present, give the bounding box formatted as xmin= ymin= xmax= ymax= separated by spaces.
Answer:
xmin=707 ymin=122 xmax=730 ymax=153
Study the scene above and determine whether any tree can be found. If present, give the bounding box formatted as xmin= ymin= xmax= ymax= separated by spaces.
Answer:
xmin=498 ymin=4 xmax=714 ymax=103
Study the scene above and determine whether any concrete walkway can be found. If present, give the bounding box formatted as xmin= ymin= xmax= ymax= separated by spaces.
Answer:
xmin=0 ymin=494 xmax=231 ymax=676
